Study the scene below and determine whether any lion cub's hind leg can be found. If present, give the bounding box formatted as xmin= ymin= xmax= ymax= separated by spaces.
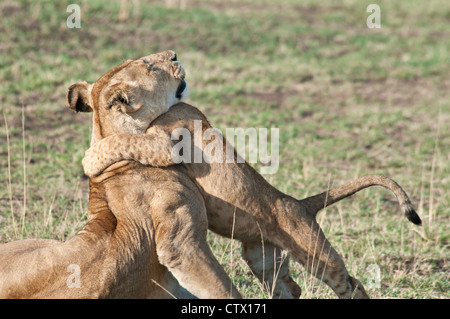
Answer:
xmin=242 ymin=241 xmax=301 ymax=299
xmin=273 ymin=213 xmax=369 ymax=299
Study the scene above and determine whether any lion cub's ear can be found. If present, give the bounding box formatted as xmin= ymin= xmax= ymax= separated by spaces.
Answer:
xmin=67 ymin=82 xmax=93 ymax=113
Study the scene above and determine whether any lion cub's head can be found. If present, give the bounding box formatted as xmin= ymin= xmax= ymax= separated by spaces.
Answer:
xmin=67 ymin=50 xmax=188 ymax=145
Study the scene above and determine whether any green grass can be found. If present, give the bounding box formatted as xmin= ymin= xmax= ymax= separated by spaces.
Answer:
xmin=1 ymin=0 xmax=449 ymax=298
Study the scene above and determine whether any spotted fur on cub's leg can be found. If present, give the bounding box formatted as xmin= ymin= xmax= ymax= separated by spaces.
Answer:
xmin=83 ymin=125 xmax=175 ymax=177
xmin=242 ymin=241 xmax=302 ymax=299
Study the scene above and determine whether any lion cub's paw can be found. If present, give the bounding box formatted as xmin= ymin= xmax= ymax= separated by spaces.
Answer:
xmin=82 ymin=145 xmax=105 ymax=177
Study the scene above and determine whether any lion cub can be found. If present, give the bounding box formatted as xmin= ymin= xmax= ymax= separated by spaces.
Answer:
xmin=82 ymin=102 xmax=421 ymax=298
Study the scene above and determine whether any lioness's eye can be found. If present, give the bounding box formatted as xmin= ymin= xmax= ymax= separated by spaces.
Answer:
xmin=106 ymin=95 xmax=129 ymax=110
xmin=117 ymin=96 xmax=128 ymax=104
xmin=148 ymin=65 xmax=159 ymax=72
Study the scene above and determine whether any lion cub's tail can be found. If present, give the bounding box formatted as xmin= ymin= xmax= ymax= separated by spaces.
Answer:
xmin=299 ymin=175 xmax=422 ymax=225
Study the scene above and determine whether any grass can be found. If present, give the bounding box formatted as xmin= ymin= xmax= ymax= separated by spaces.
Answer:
xmin=0 ymin=0 xmax=449 ymax=298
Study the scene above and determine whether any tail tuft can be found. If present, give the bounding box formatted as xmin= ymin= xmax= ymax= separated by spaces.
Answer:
xmin=402 ymin=204 xmax=422 ymax=226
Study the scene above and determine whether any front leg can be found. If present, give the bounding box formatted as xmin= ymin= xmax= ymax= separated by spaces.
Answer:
xmin=82 ymin=126 xmax=174 ymax=177
xmin=152 ymin=187 xmax=241 ymax=299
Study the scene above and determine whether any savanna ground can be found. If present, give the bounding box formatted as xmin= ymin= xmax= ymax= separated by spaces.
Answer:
xmin=0 ymin=0 xmax=448 ymax=299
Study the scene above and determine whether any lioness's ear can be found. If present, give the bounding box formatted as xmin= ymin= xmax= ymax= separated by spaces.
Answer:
xmin=67 ymin=82 xmax=93 ymax=112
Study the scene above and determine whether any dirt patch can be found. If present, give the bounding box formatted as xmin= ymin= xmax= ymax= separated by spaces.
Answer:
xmin=235 ymin=88 xmax=305 ymax=109
xmin=231 ymin=76 xmax=448 ymax=112
xmin=382 ymin=255 xmax=448 ymax=276
xmin=352 ymin=77 xmax=449 ymax=107
xmin=188 ymin=0 xmax=343 ymax=17
xmin=0 ymin=1 xmax=21 ymax=16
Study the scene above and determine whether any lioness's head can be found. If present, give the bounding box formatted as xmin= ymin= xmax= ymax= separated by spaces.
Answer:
xmin=67 ymin=50 xmax=188 ymax=145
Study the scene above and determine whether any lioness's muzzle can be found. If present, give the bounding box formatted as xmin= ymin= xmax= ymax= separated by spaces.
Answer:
xmin=176 ymin=80 xmax=186 ymax=99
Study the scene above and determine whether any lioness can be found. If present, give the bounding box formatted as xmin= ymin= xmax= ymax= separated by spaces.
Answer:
xmin=0 ymin=51 xmax=240 ymax=298
xmin=78 ymin=57 xmax=421 ymax=298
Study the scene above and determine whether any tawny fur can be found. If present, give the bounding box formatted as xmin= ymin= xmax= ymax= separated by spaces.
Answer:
xmin=0 ymin=163 xmax=232 ymax=298
xmin=0 ymin=51 xmax=240 ymax=299
xmin=83 ymin=102 xmax=422 ymax=299
xmin=0 ymin=50 xmax=421 ymax=299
